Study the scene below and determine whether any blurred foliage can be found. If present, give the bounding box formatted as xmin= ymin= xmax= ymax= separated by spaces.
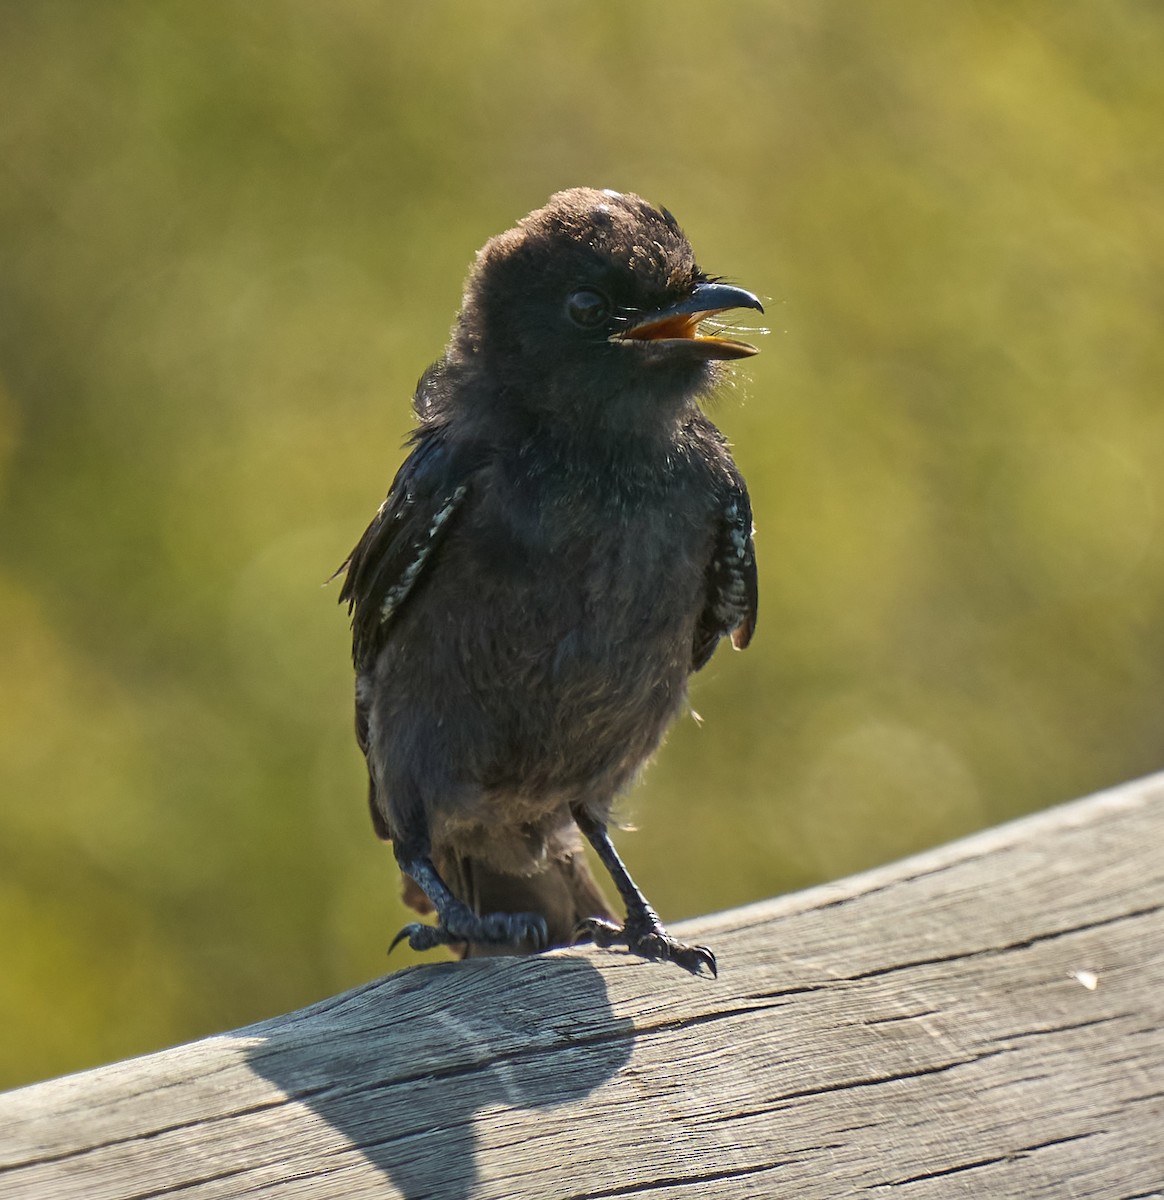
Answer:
xmin=2 ymin=0 xmax=1163 ymax=1089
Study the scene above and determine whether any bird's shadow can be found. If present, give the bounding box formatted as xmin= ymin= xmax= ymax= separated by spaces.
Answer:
xmin=246 ymin=954 xmax=633 ymax=1200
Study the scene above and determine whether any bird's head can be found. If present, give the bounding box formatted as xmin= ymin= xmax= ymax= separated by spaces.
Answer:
xmin=448 ymin=188 xmax=763 ymax=432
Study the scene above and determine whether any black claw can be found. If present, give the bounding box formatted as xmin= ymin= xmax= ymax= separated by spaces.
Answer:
xmin=388 ymin=921 xmax=446 ymax=955
xmin=575 ymin=917 xmax=621 ymax=949
xmin=493 ymin=911 xmax=548 ymax=950
xmin=677 ymin=945 xmax=718 ymax=979
xmin=575 ymin=915 xmax=717 ymax=977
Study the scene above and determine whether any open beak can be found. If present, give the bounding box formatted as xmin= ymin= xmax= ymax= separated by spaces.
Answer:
xmin=613 ymin=281 xmax=764 ymax=360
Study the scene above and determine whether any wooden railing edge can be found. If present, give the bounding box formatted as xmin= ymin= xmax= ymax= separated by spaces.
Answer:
xmin=2 ymin=772 xmax=1162 ymax=1199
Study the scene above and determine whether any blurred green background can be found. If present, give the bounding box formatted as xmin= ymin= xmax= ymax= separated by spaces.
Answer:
xmin=2 ymin=1 xmax=1162 ymax=1090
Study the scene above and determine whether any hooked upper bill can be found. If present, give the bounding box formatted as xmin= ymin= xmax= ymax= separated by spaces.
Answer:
xmin=612 ymin=281 xmax=765 ymax=361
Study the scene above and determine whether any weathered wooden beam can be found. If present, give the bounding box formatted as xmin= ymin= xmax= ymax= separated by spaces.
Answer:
xmin=3 ymin=775 xmax=1163 ymax=1199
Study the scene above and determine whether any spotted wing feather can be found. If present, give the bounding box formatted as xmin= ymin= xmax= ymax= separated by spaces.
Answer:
xmin=338 ymin=426 xmax=472 ymax=672
xmin=692 ymin=482 xmax=758 ymax=672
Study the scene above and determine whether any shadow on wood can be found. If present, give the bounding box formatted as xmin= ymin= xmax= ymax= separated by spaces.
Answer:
xmin=246 ymin=958 xmax=632 ymax=1199
xmin=2 ymin=774 xmax=1163 ymax=1198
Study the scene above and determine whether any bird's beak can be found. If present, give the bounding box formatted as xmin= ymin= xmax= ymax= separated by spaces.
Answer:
xmin=613 ymin=282 xmax=764 ymax=360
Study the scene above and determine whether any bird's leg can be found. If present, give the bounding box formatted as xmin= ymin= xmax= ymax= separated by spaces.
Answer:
xmin=572 ymin=809 xmax=717 ymax=977
xmin=390 ymin=844 xmax=549 ymax=955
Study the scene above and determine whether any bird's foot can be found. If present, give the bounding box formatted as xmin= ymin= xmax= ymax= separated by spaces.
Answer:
xmin=577 ymin=912 xmax=717 ymax=978
xmin=390 ymin=903 xmax=549 ymax=955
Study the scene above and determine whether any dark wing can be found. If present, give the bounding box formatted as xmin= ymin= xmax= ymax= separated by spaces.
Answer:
xmin=337 ymin=425 xmax=474 ymax=672
xmin=691 ymin=478 xmax=758 ymax=672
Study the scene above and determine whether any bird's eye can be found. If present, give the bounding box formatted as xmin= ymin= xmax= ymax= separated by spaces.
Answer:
xmin=565 ymin=289 xmax=611 ymax=329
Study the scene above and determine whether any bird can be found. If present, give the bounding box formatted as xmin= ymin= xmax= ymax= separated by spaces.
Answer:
xmin=338 ymin=187 xmax=761 ymax=976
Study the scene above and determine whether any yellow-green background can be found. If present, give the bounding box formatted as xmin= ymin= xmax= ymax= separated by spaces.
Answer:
xmin=2 ymin=2 xmax=1162 ymax=1090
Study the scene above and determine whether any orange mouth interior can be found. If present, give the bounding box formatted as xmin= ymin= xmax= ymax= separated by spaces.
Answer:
xmin=619 ymin=311 xmax=713 ymax=342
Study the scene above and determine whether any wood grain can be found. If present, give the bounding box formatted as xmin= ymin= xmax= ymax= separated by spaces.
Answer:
xmin=3 ymin=774 xmax=1162 ymax=1199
